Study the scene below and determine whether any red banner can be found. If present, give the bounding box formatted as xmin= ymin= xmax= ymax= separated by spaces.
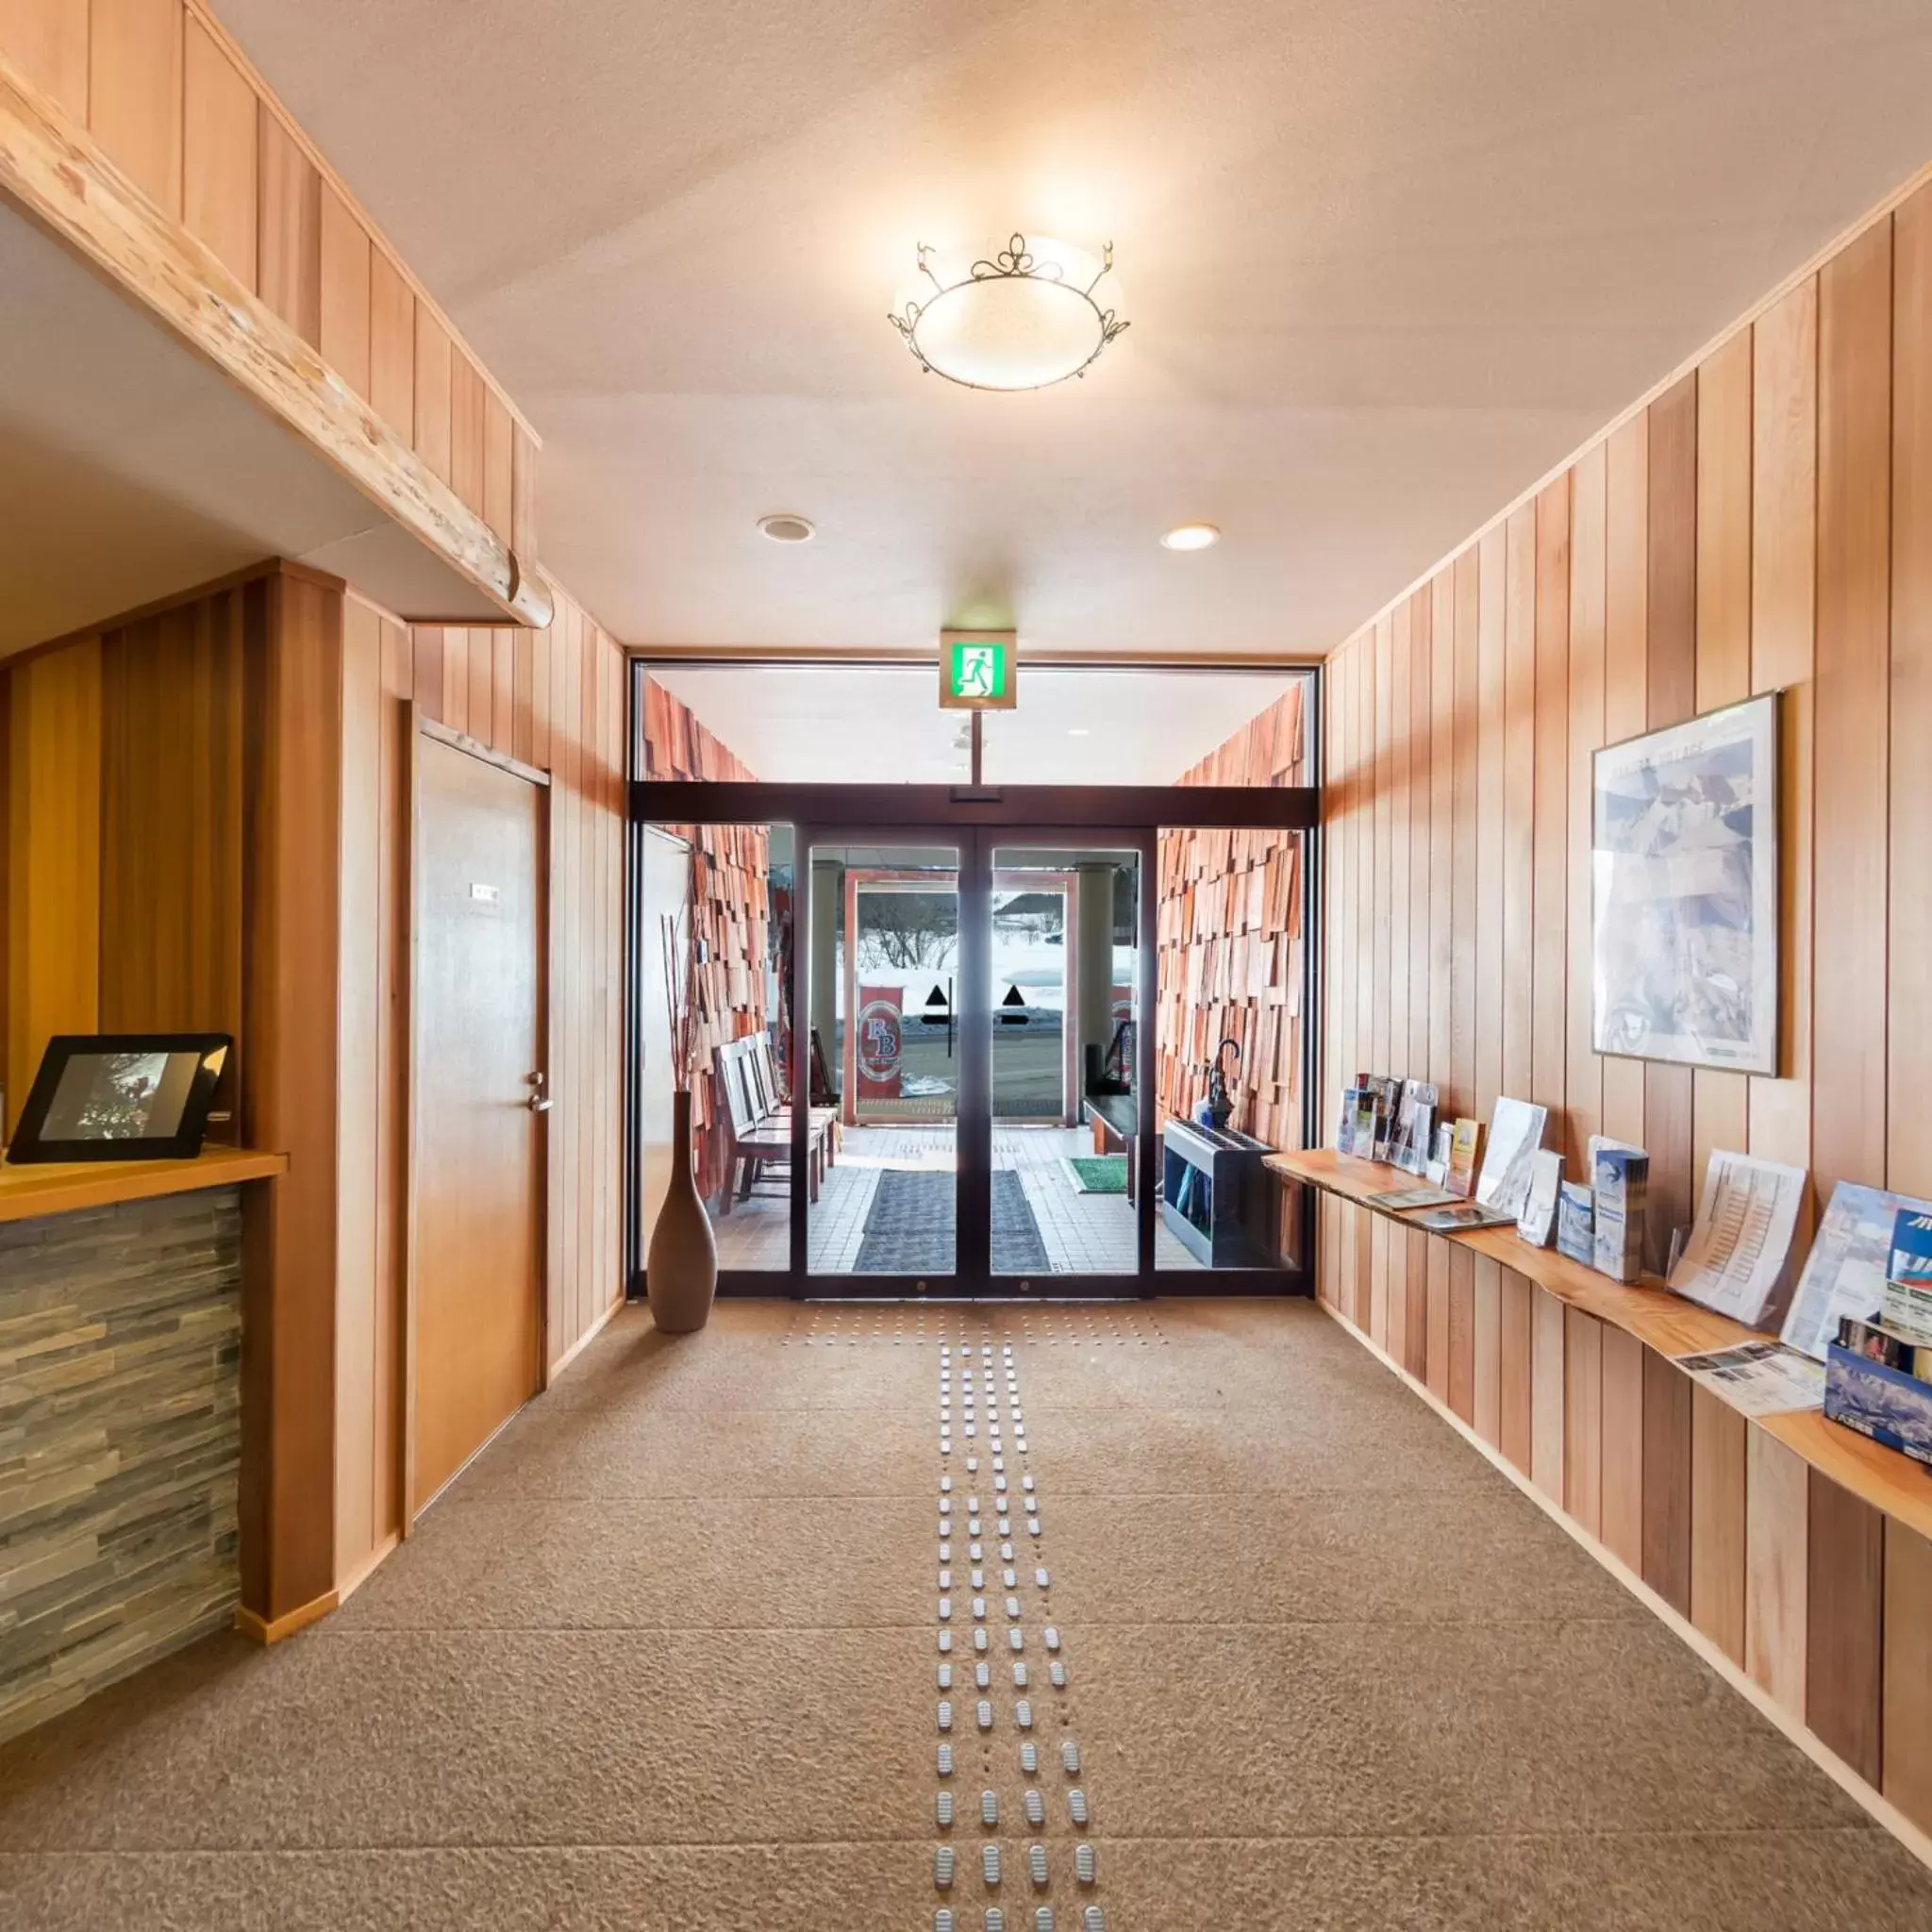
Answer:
xmin=855 ymin=986 xmax=904 ymax=1103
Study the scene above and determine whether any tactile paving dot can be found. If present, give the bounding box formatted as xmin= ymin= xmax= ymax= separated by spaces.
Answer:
xmin=982 ymin=1844 xmax=1002 ymax=1887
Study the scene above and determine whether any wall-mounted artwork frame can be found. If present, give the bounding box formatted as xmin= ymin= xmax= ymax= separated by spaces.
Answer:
xmin=4 ymin=1034 xmax=233 ymax=1163
xmin=1591 ymin=691 xmax=1779 ymax=1074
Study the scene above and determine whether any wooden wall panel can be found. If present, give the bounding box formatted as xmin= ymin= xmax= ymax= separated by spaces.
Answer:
xmin=1812 ymin=219 xmax=1892 ymax=1206
xmin=1563 ymin=1307 xmax=1603 ymax=1535
xmin=318 ymin=182 xmax=372 ymax=401
xmin=1890 ymin=185 xmax=1932 ymax=1200
xmin=369 ymin=253 xmax=417 ymax=451
xmin=4 ymin=641 xmax=102 ymax=1137
xmin=1307 ymin=178 xmax=1932 ymax=1844
xmin=1745 ymin=1427 xmax=1809 ymax=1716
xmin=1807 ymin=1472 xmax=1885 ymax=1786
xmin=182 ymin=13 xmax=256 ymax=287
xmin=257 ymin=103 xmax=321 ymax=348
xmin=1643 ymin=375 xmax=1698 ymax=1273
xmin=1882 ymin=1521 xmax=1932 ymax=1832
xmin=1692 ymin=329 xmax=1754 ymax=1188
xmin=1690 ymin=1386 xmax=1747 ymax=1664
xmin=414 ymin=307 xmax=454 ymax=485
xmin=1 ymin=0 xmax=89 ymax=120
xmin=1641 ymin=1342 xmax=1692 ymax=1616
xmin=88 ymin=0 xmax=182 ymax=216
xmin=450 ymin=353 xmax=488 ymax=519
xmin=97 ymin=595 xmax=244 ymax=1102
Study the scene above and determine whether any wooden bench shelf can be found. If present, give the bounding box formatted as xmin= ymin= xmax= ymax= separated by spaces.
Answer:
xmin=0 ymin=1147 xmax=288 ymax=1224
xmin=1268 ymin=1145 xmax=1932 ymax=1544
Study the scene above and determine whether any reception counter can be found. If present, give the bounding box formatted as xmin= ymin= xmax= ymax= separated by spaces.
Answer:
xmin=0 ymin=1147 xmax=287 ymax=1742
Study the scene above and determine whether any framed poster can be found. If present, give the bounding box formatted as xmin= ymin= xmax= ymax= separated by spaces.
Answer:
xmin=1591 ymin=692 xmax=1779 ymax=1074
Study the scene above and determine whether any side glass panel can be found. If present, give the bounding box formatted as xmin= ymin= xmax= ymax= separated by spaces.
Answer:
xmin=1156 ymin=826 xmax=1308 ymax=1271
xmin=808 ymin=843 xmax=960 ymax=1276
xmin=990 ymin=847 xmax=1141 ymax=1276
xmin=641 ymin=821 xmax=790 ymax=1272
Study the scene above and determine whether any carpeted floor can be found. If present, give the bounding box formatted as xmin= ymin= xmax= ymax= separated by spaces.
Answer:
xmin=854 ymin=1168 xmax=1050 ymax=1274
xmin=2 ymin=1297 xmax=1930 ymax=1929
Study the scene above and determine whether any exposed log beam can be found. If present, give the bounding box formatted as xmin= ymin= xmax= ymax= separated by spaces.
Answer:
xmin=0 ymin=53 xmax=551 ymax=630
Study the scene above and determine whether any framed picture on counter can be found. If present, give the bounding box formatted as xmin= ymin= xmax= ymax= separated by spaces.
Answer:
xmin=4 ymin=1034 xmax=232 ymax=1164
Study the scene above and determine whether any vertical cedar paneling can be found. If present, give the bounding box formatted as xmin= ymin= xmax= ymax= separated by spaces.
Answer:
xmin=1566 ymin=443 xmax=1607 ymax=1171
xmin=256 ymin=104 xmax=322 ymax=347
xmin=1427 ymin=570 xmax=1455 ymax=1096
xmin=468 ymin=629 xmax=493 ymax=748
xmin=485 ymin=393 xmax=515 ymax=548
xmin=1530 ymin=1284 xmax=1565 ymax=1501
xmin=1882 ymin=1522 xmax=1932 ymax=1834
xmin=1447 ymin=1245 xmax=1474 ymax=1423
xmin=1693 ymin=329 xmax=1755 ymax=1187
xmin=5 ymin=642 xmax=103 ymax=1137
xmin=512 ymin=424 xmax=540 ymax=566
xmin=182 ymin=13 xmax=257 ymax=288
xmin=1407 ymin=591 xmax=1432 ymax=1080
xmin=1644 ymin=375 xmax=1699 ymax=1273
xmin=411 ymin=627 xmax=443 ymax=726
xmin=88 ymin=0 xmax=183 ymax=216
xmin=1474 ymin=527 xmax=1506 ymax=1121
xmin=1600 ymin=1324 xmax=1645 ymax=1573
xmin=1371 ymin=618 xmax=1391 ymax=1077
xmin=239 ymin=574 xmax=341 ymax=1621
xmin=1450 ymin=555 xmax=1479 ymax=1120
xmin=441 ymin=628 xmax=469 ymax=737
xmin=1890 ymin=186 xmax=1932 ymax=1200
xmin=1531 ymin=478 xmax=1569 ymax=1123
xmin=414 ymin=305 xmax=454 ymax=484
xmin=1745 ymin=1427 xmax=1810 ymax=1716
xmin=318 ymin=182 xmax=372 ymax=401
xmin=1405 ymin=1228 xmax=1428 ymax=1380
xmin=1472 ymin=1255 xmax=1501 ymax=1446
xmin=1388 ymin=606 xmax=1411 ymax=1147
xmin=1748 ymin=281 xmax=1818 ymax=1190
xmin=451 ymin=353 xmax=488 ymax=519
xmin=513 ymin=630 xmax=536 ymax=767
xmin=1812 ymin=218 xmax=1892 ymax=1206
xmin=1689 ymin=1387 xmax=1747 ymax=1664
xmin=530 ymin=614 xmax=552 ymax=769
xmin=1641 ymin=1343 xmax=1692 ymax=1616
xmin=1497 ymin=1268 xmax=1532 ymax=1474
xmin=334 ymin=599 xmax=382 ymax=1579
xmin=1600 ymin=412 xmax=1649 ymax=1147
xmin=2 ymin=0 xmax=89 ymax=120
xmin=96 ymin=599 xmax=243 ymax=1101
xmin=1500 ymin=505 xmax=1536 ymax=1101
xmin=1563 ymin=1307 xmax=1604 ymax=1535
xmin=492 ymin=630 xmax=515 ymax=757
xmin=1807 ymin=1472 xmax=1884 ymax=1786
xmin=369 ymin=251 xmax=416 ymax=443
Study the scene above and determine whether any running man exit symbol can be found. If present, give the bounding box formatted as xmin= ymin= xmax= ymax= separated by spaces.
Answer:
xmin=939 ymin=629 xmax=1018 ymax=709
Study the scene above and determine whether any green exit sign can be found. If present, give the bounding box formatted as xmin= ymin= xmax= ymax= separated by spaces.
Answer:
xmin=939 ymin=630 xmax=1017 ymax=709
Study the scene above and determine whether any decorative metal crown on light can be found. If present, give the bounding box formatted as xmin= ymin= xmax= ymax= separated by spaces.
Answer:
xmin=888 ymin=234 xmax=1129 ymax=391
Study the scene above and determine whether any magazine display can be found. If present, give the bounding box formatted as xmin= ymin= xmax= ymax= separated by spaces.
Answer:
xmin=1666 ymin=1150 xmax=1807 ymax=1329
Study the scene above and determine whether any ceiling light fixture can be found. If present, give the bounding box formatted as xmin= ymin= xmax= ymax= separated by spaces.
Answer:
xmin=1160 ymin=523 xmax=1221 ymax=552
xmin=758 ymin=513 xmax=815 ymax=543
xmin=889 ymin=235 xmax=1128 ymax=391
xmin=1067 ymin=727 xmax=1091 ymax=737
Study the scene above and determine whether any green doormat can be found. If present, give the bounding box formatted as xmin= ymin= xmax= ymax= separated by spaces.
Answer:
xmin=1063 ymin=1155 xmax=1129 ymax=1195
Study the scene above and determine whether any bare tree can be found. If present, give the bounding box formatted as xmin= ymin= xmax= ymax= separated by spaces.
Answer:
xmin=857 ymin=892 xmax=958 ymax=971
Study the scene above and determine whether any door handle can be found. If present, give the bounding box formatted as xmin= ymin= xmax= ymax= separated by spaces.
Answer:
xmin=527 ymin=1070 xmax=552 ymax=1113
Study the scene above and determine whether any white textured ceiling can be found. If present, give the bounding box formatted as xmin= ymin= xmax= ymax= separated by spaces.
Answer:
xmin=217 ymin=0 xmax=1932 ymax=658
xmin=649 ymin=664 xmax=1299 ymax=784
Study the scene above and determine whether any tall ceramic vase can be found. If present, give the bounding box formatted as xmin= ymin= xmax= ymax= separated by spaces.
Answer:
xmin=647 ymin=1090 xmax=717 ymax=1332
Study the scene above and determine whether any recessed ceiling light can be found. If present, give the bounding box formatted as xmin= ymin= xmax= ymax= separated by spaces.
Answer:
xmin=758 ymin=513 xmax=815 ymax=543
xmin=1160 ymin=522 xmax=1220 ymax=551
xmin=1067 ymin=727 xmax=1091 ymax=737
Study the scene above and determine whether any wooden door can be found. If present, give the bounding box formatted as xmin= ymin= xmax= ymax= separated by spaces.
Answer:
xmin=411 ymin=728 xmax=544 ymax=1514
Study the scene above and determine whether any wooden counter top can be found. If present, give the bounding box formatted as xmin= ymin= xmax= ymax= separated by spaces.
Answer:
xmin=1268 ymin=1145 xmax=1932 ymax=1543
xmin=0 ymin=1147 xmax=288 ymax=1224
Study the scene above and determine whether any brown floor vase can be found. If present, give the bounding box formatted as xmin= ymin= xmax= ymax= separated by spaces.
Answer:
xmin=646 ymin=1091 xmax=718 ymax=1332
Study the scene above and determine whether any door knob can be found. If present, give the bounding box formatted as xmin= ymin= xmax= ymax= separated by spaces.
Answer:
xmin=527 ymin=1070 xmax=552 ymax=1113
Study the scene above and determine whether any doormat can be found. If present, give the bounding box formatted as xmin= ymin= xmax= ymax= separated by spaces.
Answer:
xmin=852 ymin=1169 xmax=1050 ymax=1275
xmin=1063 ymin=1155 xmax=1129 ymax=1195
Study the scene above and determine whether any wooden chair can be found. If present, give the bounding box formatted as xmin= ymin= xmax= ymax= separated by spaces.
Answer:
xmin=750 ymin=1033 xmax=841 ymax=1167
xmin=712 ymin=1037 xmax=828 ymax=1214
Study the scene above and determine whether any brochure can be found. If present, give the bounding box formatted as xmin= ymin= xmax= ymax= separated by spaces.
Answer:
xmin=1370 ymin=1183 xmax=1461 ymax=1212
xmin=1666 ymin=1150 xmax=1807 ymax=1330
xmin=1517 ymin=1149 xmax=1563 ymax=1249
xmin=1410 ymin=1202 xmax=1517 ymax=1235
xmin=1671 ymin=1339 xmax=1825 ymax=1417
xmin=1474 ymin=1097 xmax=1548 ymax=1217
xmin=1885 ymin=1209 xmax=1932 ymax=1345
xmin=1780 ymin=1182 xmax=1932 ymax=1361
